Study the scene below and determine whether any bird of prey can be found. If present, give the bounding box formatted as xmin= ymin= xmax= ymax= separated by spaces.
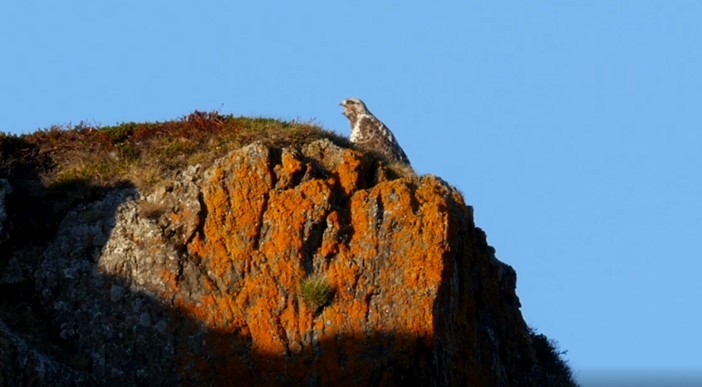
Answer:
xmin=340 ymin=98 xmax=410 ymax=165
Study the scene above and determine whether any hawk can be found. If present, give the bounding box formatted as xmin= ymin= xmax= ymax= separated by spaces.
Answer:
xmin=340 ymin=98 xmax=411 ymax=165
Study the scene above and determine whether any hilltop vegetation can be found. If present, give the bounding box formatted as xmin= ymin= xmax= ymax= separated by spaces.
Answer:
xmin=0 ymin=111 xmax=349 ymax=191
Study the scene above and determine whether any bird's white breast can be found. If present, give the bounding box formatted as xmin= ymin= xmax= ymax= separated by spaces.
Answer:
xmin=350 ymin=119 xmax=364 ymax=143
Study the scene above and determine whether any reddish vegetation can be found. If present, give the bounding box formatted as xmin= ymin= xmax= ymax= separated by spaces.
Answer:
xmin=0 ymin=111 xmax=346 ymax=190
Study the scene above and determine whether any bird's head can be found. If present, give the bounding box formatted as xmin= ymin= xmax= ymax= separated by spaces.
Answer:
xmin=340 ymin=98 xmax=369 ymax=118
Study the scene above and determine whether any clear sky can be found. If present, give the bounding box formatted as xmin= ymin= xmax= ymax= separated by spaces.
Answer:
xmin=2 ymin=1 xmax=701 ymax=383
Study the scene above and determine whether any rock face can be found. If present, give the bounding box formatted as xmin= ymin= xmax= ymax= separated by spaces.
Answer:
xmin=0 ymin=321 xmax=96 ymax=386
xmin=0 ymin=179 xmax=10 ymax=242
xmin=2 ymin=139 xmax=567 ymax=385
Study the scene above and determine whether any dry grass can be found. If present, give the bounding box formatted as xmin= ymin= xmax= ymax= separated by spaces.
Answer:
xmin=138 ymin=200 xmax=168 ymax=221
xmin=386 ymin=161 xmax=417 ymax=181
xmin=1 ymin=111 xmax=350 ymax=191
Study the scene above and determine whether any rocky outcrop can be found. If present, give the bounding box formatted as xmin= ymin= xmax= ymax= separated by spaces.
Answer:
xmin=0 ymin=321 xmax=96 ymax=385
xmin=0 ymin=179 xmax=10 ymax=242
xmin=2 ymin=139 xmax=571 ymax=386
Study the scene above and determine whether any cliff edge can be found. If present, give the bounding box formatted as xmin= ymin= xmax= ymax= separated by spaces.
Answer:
xmin=0 ymin=114 xmax=574 ymax=386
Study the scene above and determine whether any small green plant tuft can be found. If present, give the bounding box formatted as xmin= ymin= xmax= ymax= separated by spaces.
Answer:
xmin=300 ymin=273 xmax=333 ymax=311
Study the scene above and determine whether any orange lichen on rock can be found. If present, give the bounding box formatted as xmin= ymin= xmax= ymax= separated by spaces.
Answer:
xmin=152 ymin=140 xmax=534 ymax=385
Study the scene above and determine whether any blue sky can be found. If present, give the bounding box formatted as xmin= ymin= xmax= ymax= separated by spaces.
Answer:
xmin=2 ymin=1 xmax=701 ymax=382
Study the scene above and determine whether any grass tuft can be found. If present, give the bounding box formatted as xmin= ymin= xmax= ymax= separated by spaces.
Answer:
xmin=300 ymin=273 xmax=333 ymax=311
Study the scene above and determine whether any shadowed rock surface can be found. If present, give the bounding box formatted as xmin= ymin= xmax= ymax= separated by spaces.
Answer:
xmin=0 ymin=132 xmax=575 ymax=386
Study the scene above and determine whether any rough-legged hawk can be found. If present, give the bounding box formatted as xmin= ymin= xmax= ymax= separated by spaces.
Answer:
xmin=340 ymin=98 xmax=410 ymax=165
